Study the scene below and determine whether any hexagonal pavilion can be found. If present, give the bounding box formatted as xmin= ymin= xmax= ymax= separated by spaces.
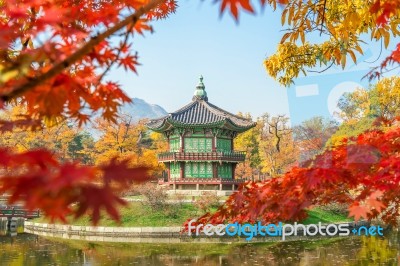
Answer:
xmin=147 ymin=76 xmax=256 ymax=191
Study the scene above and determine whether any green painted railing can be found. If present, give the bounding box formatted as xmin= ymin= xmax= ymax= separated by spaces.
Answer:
xmin=158 ymin=177 xmax=246 ymax=184
xmin=158 ymin=151 xmax=246 ymax=162
xmin=0 ymin=208 xmax=40 ymax=218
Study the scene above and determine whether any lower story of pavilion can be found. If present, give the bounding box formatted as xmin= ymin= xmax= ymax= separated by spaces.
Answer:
xmin=158 ymin=177 xmax=245 ymax=191
xmin=159 ymin=161 xmax=245 ymax=191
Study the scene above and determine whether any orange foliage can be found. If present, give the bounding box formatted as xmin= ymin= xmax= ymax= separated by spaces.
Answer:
xmin=0 ymin=0 xmax=176 ymax=223
xmin=0 ymin=149 xmax=150 ymax=224
xmin=368 ymin=0 xmax=400 ymax=79
xmin=191 ymin=124 xmax=400 ymax=226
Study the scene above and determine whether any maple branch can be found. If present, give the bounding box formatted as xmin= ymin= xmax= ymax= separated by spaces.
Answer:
xmin=0 ymin=0 xmax=165 ymax=102
xmin=96 ymin=22 xmax=138 ymax=85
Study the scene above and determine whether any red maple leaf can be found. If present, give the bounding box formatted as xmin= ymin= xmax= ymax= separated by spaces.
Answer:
xmin=119 ymin=54 xmax=139 ymax=72
xmin=219 ymin=0 xmax=255 ymax=20
xmin=348 ymin=204 xmax=369 ymax=221
xmin=366 ymin=191 xmax=386 ymax=212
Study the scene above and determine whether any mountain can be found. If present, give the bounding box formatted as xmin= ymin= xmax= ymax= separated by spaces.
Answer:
xmin=85 ymin=98 xmax=168 ymax=139
xmin=120 ymin=98 xmax=168 ymax=121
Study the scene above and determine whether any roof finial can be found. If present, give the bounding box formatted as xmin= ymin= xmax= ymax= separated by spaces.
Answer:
xmin=193 ymin=75 xmax=208 ymax=101
xmin=196 ymin=75 xmax=205 ymax=89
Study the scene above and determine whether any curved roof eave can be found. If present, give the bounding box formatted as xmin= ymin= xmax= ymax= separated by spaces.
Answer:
xmin=147 ymin=110 xmax=256 ymax=133
xmin=222 ymin=119 xmax=257 ymax=132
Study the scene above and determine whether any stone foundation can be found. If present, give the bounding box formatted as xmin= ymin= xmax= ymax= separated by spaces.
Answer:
xmin=166 ymin=190 xmax=234 ymax=197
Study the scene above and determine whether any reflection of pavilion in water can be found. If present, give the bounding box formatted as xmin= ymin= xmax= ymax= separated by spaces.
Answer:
xmin=0 ymin=197 xmax=40 ymax=236
xmin=0 ymin=217 xmax=24 ymax=237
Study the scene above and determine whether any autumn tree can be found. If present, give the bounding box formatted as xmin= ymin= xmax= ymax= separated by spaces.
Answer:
xmin=371 ymin=76 xmax=400 ymax=121
xmin=337 ymin=76 xmax=400 ymax=124
xmin=94 ymin=114 xmax=142 ymax=164
xmin=68 ymin=132 xmax=96 ymax=165
xmin=94 ymin=115 xmax=164 ymax=177
xmin=293 ymin=116 xmax=338 ymax=164
xmin=330 ymin=76 xmax=400 ymax=145
xmin=234 ymin=113 xmax=262 ymax=180
xmin=258 ymin=113 xmax=298 ymax=176
xmin=149 ymin=131 xmax=168 ymax=153
xmin=0 ymin=104 xmax=96 ymax=163
xmin=337 ymin=89 xmax=372 ymax=125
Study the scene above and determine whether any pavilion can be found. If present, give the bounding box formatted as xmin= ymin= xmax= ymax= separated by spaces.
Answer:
xmin=146 ymin=76 xmax=256 ymax=192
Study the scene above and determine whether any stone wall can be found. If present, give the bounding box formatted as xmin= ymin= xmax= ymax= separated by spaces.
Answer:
xmin=24 ymin=221 xmax=369 ymax=243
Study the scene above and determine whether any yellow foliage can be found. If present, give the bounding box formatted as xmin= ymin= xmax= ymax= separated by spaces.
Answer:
xmin=93 ymin=116 xmax=165 ymax=177
xmin=264 ymin=0 xmax=400 ymax=86
xmin=374 ymin=76 xmax=400 ymax=120
xmin=0 ymin=105 xmax=87 ymax=162
xmin=234 ymin=113 xmax=262 ymax=179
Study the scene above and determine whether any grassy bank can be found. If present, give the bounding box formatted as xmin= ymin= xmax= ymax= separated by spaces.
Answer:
xmin=303 ymin=208 xmax=352 ymax=224
xmin=33 ymin=202 xmax=351 ymax=227
xmin=33 ymin=202 xmax=210 ymax=227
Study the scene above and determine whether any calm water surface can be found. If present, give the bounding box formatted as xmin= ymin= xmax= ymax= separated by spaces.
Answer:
xmin=0 ymin=232 xmax=399 ymax=266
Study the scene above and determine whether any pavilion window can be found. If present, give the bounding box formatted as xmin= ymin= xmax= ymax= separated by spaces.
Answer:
xmin=169 ymin=138 xmax=180 ymax=152
xmin=185 ymin=162 xmax=213 ymax=178
xmin=218 ymin=163 xmax=232 ymax=178
xmin=170 ymin=162 xmax=180 ymax=179
xmin=184 ymin=163 xmax=191 ymax=177
xmin=184 ymin=138 xmax=212 ymax=152
xmin=216 ymin=138 xmax=232 ymax=152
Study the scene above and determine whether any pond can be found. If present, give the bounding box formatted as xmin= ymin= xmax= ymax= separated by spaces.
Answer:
xmin=0 ymin=231 xmax=399 ymax=265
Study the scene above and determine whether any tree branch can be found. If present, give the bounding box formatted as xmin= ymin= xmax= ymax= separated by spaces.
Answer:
xmin=0 ymin=0 xmax=165 ymax=102
xmin=320 ymin=0 xmax=327 ymax=36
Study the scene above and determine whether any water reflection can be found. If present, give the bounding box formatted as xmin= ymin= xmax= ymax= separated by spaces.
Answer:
xmin=0 ymin=218 xmax=24 ymax=237
xmin=0 ymin=232 xmax=398 ymax=265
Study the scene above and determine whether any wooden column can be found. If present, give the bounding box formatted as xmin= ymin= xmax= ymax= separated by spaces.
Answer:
xmin=212 ymin=162 xmax=218 ymax=178
xmin=180 ymin=135 xmax=184 ymax=152
xmin=180 ymin=162 xmax=184 ymax=179
xmin=212 ymin=135 xmax=216 ymax=152
xmin=167 ymin=163 xmax=170 ymax=181
xmin=232 ymin=164 xmax=236 ymax=180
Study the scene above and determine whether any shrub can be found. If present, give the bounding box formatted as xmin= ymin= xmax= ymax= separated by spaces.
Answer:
xmin=136 ymin=183 xmax=167 ymax=211
xmin=194 ymin=192 xmax=221 ymax=214
xmin=120 ymin=183 xmax=142 ymax=197
xmin=170 ymin=193 xmax=186 ymax=208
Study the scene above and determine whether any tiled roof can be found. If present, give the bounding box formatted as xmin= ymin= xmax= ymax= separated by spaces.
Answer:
xmin=147 ymin=76 xmax=256 ymax=132
xmin=147 ymin=99 xmax=256 ymax=132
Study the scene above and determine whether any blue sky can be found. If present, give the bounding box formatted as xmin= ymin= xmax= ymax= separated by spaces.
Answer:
xmin=110 ymin=1 xmax=398 ymax=124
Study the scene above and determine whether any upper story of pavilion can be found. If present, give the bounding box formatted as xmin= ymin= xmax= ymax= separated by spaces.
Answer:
xmin=146 ymin=76 xmax=256 ymax=162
